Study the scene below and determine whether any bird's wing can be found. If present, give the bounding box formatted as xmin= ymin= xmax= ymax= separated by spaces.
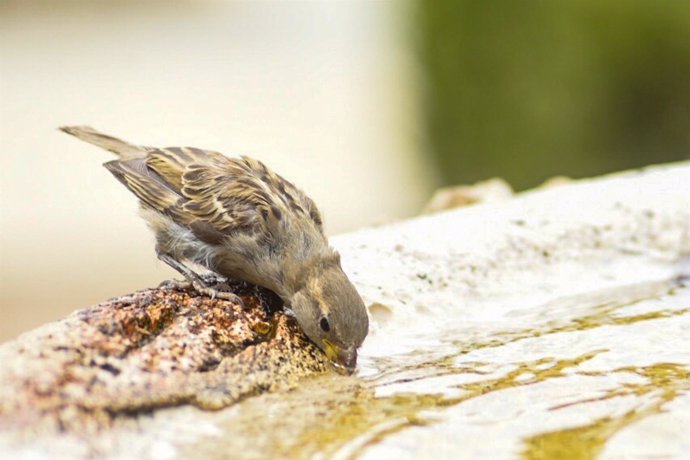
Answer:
xmin=103 ymin=158 xmax=182 ymax=215
xmin=106 ymin=145 xmax=325 ymax=244
xmin=175 ymin=153 xmax=325 ymax=239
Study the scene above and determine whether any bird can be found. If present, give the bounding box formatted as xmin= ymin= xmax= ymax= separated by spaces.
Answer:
xmin=60 ymin=126 xmax=369 ymax=372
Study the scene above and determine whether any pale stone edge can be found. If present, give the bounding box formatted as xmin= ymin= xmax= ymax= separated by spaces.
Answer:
xmin=2 ymin=161 xmax=689 ymax=459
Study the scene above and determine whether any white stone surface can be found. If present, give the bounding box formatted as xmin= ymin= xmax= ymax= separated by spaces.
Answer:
xmin=1 ymin=162 xmax=689 ymax=459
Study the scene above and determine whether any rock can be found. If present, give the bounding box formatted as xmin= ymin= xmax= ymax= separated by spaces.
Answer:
xmin=422 ymin=177 xmax=514 ymax=213
xmin=0 ymin=283 xmax=328 ymax=435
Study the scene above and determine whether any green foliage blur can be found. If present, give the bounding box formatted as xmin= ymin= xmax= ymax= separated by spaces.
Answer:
xmin=417 ymin=1 xmax=690 ymax=190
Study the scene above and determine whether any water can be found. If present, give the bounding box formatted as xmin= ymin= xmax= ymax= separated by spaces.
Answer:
xmin=174 ymin=278 xmax=690 ymax=459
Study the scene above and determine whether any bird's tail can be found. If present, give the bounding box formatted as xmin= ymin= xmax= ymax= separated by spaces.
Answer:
xmin=59 ymin=125 xmax=147 ymax=159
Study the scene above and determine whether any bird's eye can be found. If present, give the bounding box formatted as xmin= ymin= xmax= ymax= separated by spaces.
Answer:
xmin=319 ymin=317 xmax=330 ymax=332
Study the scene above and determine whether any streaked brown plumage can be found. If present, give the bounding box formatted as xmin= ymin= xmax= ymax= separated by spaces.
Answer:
xmin=60 ymin=126 xmax=368 ymax=371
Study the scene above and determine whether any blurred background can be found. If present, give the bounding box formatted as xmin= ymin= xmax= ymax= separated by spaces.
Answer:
xmin=1 ymin=0 xmax=689 ymax=342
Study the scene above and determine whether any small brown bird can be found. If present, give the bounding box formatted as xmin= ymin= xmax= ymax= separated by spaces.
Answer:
xmin=60 ymin=126 xmax=368 ymax=371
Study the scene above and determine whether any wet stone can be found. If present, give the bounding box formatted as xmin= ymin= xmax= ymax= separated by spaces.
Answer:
xmin=0 ymin=283 xmax=329 ymax=433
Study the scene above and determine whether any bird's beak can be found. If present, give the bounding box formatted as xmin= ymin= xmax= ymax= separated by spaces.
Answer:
xmin=322 ymin=339 xmax=357 ymax=374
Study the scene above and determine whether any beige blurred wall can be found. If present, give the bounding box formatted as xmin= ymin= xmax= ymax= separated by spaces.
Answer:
xmin=0 ymin=1 xmax=436 ymax=342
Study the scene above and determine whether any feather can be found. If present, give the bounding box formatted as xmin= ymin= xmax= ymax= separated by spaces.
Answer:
xmin=59 ymin=126 xmax=147 ymax=159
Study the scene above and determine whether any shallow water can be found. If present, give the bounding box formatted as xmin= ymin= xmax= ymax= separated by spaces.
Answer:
xmin=185 ymin=278 xmax=690 ymax=459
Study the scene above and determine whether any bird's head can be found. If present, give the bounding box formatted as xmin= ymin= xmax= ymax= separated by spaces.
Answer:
xmin=290 ymin=261 xmax=368 ymax=373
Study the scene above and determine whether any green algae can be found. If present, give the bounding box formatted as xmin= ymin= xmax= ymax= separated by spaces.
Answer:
xmin=183 ymin=281 xmax=689 ymax=459
xmin=269 ymin=354 xmax=689 ymax=459
xmin=297 ymin=283 xmax=690 ymax=459
xmin=522 ymin=363 xmax=690 ymax=460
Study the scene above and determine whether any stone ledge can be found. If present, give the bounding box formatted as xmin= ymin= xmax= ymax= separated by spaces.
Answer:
xmin=0 ymin=283 xmax=328 ymax=434
xmin=1 ymin=162 xmax=689 ymax=459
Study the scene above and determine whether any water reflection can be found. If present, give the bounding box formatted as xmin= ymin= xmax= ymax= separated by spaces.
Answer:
xmin=191 ymin=279 xmax=689 ymax=459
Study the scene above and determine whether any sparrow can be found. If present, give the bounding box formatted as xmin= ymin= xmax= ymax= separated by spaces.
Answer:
xmin=60 ymin=126 xmax=369 ymax=371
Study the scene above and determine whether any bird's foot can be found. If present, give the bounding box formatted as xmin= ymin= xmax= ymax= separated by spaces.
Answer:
xmin=159 ymin=278 xmax=192 ymax=291
xmin=194 ymin=278 xmax=245 ymax=307
xmin=195 ymin=283 xmax=244 ymax=303
xmin=159 ymin=276 xmax=244 ymax=306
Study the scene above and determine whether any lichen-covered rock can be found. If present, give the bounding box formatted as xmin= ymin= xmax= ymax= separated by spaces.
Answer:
xmin=0 ymin=283 xmax=329 ymax=433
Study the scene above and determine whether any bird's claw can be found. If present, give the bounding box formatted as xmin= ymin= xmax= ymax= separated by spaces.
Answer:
xmin=159 ymin=277 xmax=244 ymax=307
xmin=159 ymin=278 xmax=192 ymax=291
xmin=192 ymin=281 xmax=245 ymax=307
